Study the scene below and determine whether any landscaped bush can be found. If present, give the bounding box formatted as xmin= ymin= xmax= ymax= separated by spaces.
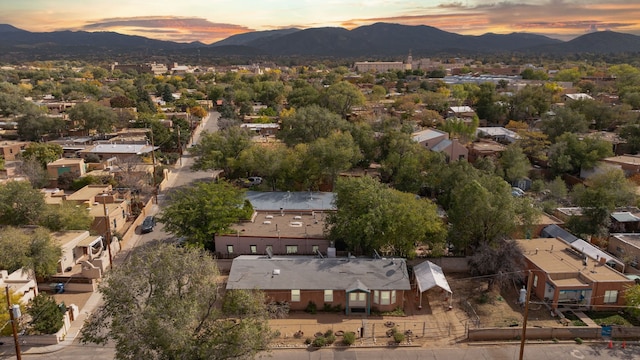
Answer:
xmin=393 ymin=331 xmax=405 ymax=344
xmin=323 ymin=303 xmax=343 ymax=312
xmin=304 ymin=337 xmax=313 ymax=345
xmin=324 ymin=330 xmax=336 ymax=344
xmin=305 ymin=301 xmax=317 ymax=314
xmin=342 ymin=331 xmax=356 ymax=345
xmin=312 ymin=337 xmax=327 ymax=347
xmin=381 ymin=306 xmax=406 ymax=316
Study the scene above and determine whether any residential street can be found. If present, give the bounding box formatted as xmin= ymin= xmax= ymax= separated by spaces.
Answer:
xmin=11 ymin=341 xmax=639 ymax=360
xmin=0 ymin=111 xmax=220 ymax=360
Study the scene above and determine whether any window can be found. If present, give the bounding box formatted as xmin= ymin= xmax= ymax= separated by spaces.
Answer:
xmin=250 ymin=245 xmax=257 ymax=254
xmin=375 ymin=290 xmax=396 ymax=305
xmin=324 ymin=290 xmax=333 ymax=302
xmin=604 ymin=290 xmax=618 ymax=304
xmin=286 ymin=245 xmax=298 ymax=254
xmin=359 ymin=292 xmax=367 ymax=301
xmin=291 ymin=290 xmax=300 ymax=302
xmin=533 ymin=275 xmax=538 ymax=288
xmin=380 ymin=291 xmax=390 ymax=305
xmin=312 ymin=245 xmax=319 ymax=254
xmin=349 ymin=292 xmax=357 ymax=301
xmin=227 ymin=245 xmax=234 ymax=254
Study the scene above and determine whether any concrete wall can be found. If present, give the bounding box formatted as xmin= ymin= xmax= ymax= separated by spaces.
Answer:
xmin=468 ymin=326 xmax=640 ymax=341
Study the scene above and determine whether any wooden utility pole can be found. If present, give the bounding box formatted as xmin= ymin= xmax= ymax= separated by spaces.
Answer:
xmin=149 ymin=127 xmax=158 ymax=204
xmin=176 ymin=126 xmax=182 ymax=166
xmin=101 ymin=195 xmax=113 ymax=270
xmin=519 ymin=271 xmax=533 ymax=360
xmin=5 ymin=286 xmax=22 ymax=360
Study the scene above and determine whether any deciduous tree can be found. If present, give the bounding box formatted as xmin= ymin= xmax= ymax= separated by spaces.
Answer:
xmin=68 ymin=101 xmax=117 ymax=135
xmin=547 ymin=133 xmax=613 ymax=175
xmin=499 ymin=144 xmax=531 ymax=183
xmin=81 ymin=243 xmax=272 ymax=360
xmin=321 ymin=81 xmax=366 ymax=118
xmin=21 ymin=143 xmax=63 ymax=167
xmin=468 ymin=239 xmax=525 ymax=290
xmin=190 ymin=127 xmax=252 ymax=176
xmin=0 ymin=181 xmax=45 ymax=225
xmin=568 ymin=169 xmax=636 ymax=238
xmin=157 ymin=181 xmax=247 ymax=248
xmin=0 ymin=226 xmax=61 ymax=277
xmin=327 ymin=177 xmax=446 ymax=257
xmin=277 ymin=105 xmax=350 ymax=146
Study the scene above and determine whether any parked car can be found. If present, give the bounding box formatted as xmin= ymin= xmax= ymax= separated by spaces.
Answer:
xmin=141 ymin=216 xmax=156 ymax=233
xmin=511 ymin=187 xmax=526 ymax=197
xmin=237 ymin=176 xmax=263 ymax=188
xmin=247 ymin=176 xmax=263 ymax=186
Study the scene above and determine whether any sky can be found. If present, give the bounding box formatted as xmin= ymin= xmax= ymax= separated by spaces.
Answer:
xmin=1 ymin=0 xmax=639 ymax=44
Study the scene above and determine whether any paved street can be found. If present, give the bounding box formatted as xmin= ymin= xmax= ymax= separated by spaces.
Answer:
xmin=10 ymin=342 xmax=639 ymax=360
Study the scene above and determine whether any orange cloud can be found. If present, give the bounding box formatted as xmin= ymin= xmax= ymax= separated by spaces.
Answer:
xmin=80 ymin=17 xmax=254 ymax=44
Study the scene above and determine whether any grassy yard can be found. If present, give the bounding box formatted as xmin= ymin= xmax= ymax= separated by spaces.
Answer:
xmin=585 ymin=311 xmax=640 ymax=327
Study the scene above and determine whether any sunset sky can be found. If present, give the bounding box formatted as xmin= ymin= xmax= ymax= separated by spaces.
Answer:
xmin=1 ymin=0 xmax=639 ymax=44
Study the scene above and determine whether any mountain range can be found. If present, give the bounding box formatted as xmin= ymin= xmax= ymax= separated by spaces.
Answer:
xmin=1 ymin=22 xmax=640 ymax=62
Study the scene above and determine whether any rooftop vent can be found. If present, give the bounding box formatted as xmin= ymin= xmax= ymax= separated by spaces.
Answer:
xmin=272 ymin=269 xmax=280 ymax=275
xmin=263 ymin=220 xmax=271 ymax=225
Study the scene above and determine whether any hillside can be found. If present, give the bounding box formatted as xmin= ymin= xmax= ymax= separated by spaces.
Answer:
xmin=0 ymin=22 xmax=638 ymax=62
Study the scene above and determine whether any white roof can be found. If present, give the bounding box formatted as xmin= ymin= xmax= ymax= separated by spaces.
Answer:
xmin=412 ymin=128 xmax=447 ymax=143
xmin=565 ymin=93 xmax=594 ymax=101
xmin=413 ymin=260 xmax=452 ymax=294
xmin=571 ymin=239 xmax=624 ymax=269
xmin=449 ymin=106 xmax=474 ymax=113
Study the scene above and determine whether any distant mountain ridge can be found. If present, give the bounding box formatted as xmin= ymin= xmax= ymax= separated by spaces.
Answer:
xmin=0 ymin=22 xmax=639 ymax=61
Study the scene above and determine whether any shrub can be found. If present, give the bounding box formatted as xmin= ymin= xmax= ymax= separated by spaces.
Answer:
xmin=325 ymin=333 xmax=336 ymax=344
xmin=305 ymin=337 xmax=313 ymax=345
xmin=393 ymin=331 xmax=405 ymax=344
xmin=342 ymin=331 xmax=356 ymax=345
xmin=575 ymin=337 xmax=583 ymax=344
xmin=27 ymin=294 xmax=64 ymax=335
xmin=312 ymin=337 xmax=327 ymax=347
xmin=305 ymin=301 xmax=317 ymax=314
